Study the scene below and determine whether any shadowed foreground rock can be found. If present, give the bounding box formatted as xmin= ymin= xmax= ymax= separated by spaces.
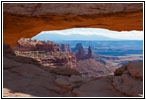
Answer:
xmin=3 ymin=44 xmax=143 ymax=97
xmin=113 ymin=62 xmax=143 ymax=97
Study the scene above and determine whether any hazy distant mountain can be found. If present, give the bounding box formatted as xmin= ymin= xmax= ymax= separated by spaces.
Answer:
xmin=32 ymin=33 xmax=116 ymax=41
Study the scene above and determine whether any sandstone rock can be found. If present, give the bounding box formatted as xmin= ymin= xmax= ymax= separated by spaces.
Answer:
xmin=13 ymin=38 xmax=77 ymax=69
xmin=3 ymin=88 xmax=34 ymax=97
xmin=3 ymin=4 xmax=143 ymax=47
xmin=112 ymin=74 xmax=143 ymax=97
xmin=75 ymin=49 xmax=85 ymax=60
xmin=76 ymin=58 xmax=110 ymax=77
xmin=69 ymin=75 xmax=83 ymax=83
xmin=13 ymin=38 xmax=61 ymax=52
xmin=3 ymin=55 xmax=62 ymax=97
xmin=87 ymin=45 xmax=92 ymax=58
xmin=50 ymin=66 xmax=80 ymax=76
xmin=55 ymin=77 xmax=72 ymax=91
xmin=59 ymin=44 xmax=71 ymax=52
xmin=114 ymin=65 xmax=128 ymax=76
xmin=3 ymin=43 xmax=14 ymax=56
xmin=73 ymin=43 xmax=84 ymax=53
xmin=127 ymin=62 xmax=143 ymax=80
xmin=47 ymin=85 xmax=67 ymax=95
xmin=112 ymin=62 xmax=143 ymax=97
xmin=74 ymin=43 xmax=85 ymax=60
xmin=74 ymin=44 xmax=93 ymax=60
xmin=4 ymin=3 xmax=142 ymax=17
xmin=72 ymin=76 xmax=125 ymax=97
xmin=3 ymin=43 xmax=143 ymax=97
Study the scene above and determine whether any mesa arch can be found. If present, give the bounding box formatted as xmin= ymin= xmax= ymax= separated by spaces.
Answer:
xmin=3 ymin=3 xmax=143 ymax=47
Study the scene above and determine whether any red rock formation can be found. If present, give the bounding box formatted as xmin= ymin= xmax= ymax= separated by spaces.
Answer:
xmin=59 ymin=44 xmax=71 ymax=53
xmin=3 ymin=44 xmax=14 ymax=55
xmin=74 ymin=43 xmax=85 ymax=60
xmin=73 ymin=43 xmax=84 ymax=52
xmin=76 ymin=58 xmax=110 ymax=77
xmin=87 ymin=45 xmax=92 ymax=58
xmin=3 ymin=3 xmax=143 ymax=47
xmin=13 ymin=38 xmax=61 ymax=52
xmin=75 ymin=44 xmax=93 ymax=60
xmin=113 ymin=62 xmax=143 ymax=97
xmin=127 ymin=62 xmax=143 ymax=80
xmin=75 ymin=49 xmax=85 ymax=60
xmin=13 ymin=38 xmax=77 ymax=70
xmin=3 ymin=45 xmax=143 ymax=97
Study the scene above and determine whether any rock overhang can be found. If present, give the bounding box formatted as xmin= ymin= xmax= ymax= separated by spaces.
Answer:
xmin=3 ymin=3 xmax=143 ymax=47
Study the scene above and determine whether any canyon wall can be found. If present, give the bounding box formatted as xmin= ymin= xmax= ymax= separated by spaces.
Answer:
xmin=3 ymin=43 xmax=143 ymax=97
xmin=13 ymin=38 xmax=77 ymax=69
xmin=3 ymin=3 xmax=143 ymax=47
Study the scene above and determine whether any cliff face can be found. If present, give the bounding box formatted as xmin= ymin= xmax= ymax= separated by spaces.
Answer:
xmin=87 ymin=46 xmax=92 ymax=58
xmin=74 ymin=43 xmax=85 ymax=60
xmin=73 ymin=43 xmax=84 ymax=53
xmin=13 ymin=38 xmax=77 ymax=69
xmin=13 ymin=38 xmax=61 ymax=52
xmin=3 ymin=3 xmax=143 ymax=47
xmin=74 ymin=43 xmax=93 ymax=60
xmin=59 ymin=44 xmax=71 ymax=53
xmin=3 ymin=43 xmax=143 ymax=97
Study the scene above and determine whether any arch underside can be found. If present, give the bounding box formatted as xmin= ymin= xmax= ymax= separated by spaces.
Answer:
xmin=3 ymin=3 xmax=143 ymax=47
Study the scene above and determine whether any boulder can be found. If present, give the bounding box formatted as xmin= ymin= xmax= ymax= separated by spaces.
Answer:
xmin=112 ymin=62 xmax=143 ymax=97
xmin=127 ymin=62 xmax=143 ymax=80
xmin=72 ymin=76 xmax=125 ymax=97
xmin=114 ymin=65 xmax=128 ymax=76
xmin=113 ymin=74 xmax=143 ymax=97
xmin=55 ymin=77 xmax=72 ymax=91
xmin=69 ymin=75 xmax=83 ymax=83
xmin=50 ymin=66 xmax=80 ymax=76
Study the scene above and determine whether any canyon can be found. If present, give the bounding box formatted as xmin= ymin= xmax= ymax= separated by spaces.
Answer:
xmin=13 ymin=38 xmax=110 ymax=77
xmin=2 ymin=3 xmax=144 ymax=98
xmin=3 ymin=43 xmax=143 ymax=97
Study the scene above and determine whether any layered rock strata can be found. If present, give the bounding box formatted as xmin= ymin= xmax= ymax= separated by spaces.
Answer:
xmin=3 ymin=43 xmax=143 ymax=97
xmin=3 ymin=3 xmax=143 ymax=47
xmin=13 ymin=38 xmax=77 ymax=69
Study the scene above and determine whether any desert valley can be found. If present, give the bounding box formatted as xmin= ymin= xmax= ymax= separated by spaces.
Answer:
xmin=2 ymin=3 xmax=143 ymax=98
xmin=3 ymin=37 xmax=143 ymax=97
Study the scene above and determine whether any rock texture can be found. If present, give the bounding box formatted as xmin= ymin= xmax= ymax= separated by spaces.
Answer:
xmin=74 ymin=43 xmax=93 ymax=60
xmin=87 ymin=45 xmax=92 ymax=58
xmin=74 ymin=43 xmax=85 ymax=60
xmin=127 ymin=62 xmax=143 ymax=80
xmin=59 ymin=44 xmax=71 ymax=52
xmin=3 ymin=3 xmax=142 ymax=16
xmin=72 ymin=76 xmax=125 ymax=97
xmin=13 ymin=38 xmax=61 ymax=52
xmin=13 ymin=38 xmax=77 ymax=69
xmin=73 ymin=43 xmax=84 ymax=53
xmin=3 ymin=44 xmax=143 ymax=97
xmin=76 ymin=58 xmax=111 ymax=77
xmin=113 ymin=62 xmax=143 ymax=97
xmin=3 ymin=3 xmax=143 ymax=47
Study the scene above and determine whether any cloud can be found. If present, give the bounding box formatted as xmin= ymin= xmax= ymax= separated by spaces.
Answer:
xmin=40 ymin=28 xmax=143 ymax=40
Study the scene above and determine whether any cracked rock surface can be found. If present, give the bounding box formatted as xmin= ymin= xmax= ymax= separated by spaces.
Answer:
xmin=3 ymin=44 xmax=143 ymax=97
xmin=3 ymin=3 xmax=143 ymax=47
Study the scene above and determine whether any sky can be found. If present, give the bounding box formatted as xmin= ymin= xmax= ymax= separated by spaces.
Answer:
xmin=33 ymin=28 xmax=143 ymax=40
